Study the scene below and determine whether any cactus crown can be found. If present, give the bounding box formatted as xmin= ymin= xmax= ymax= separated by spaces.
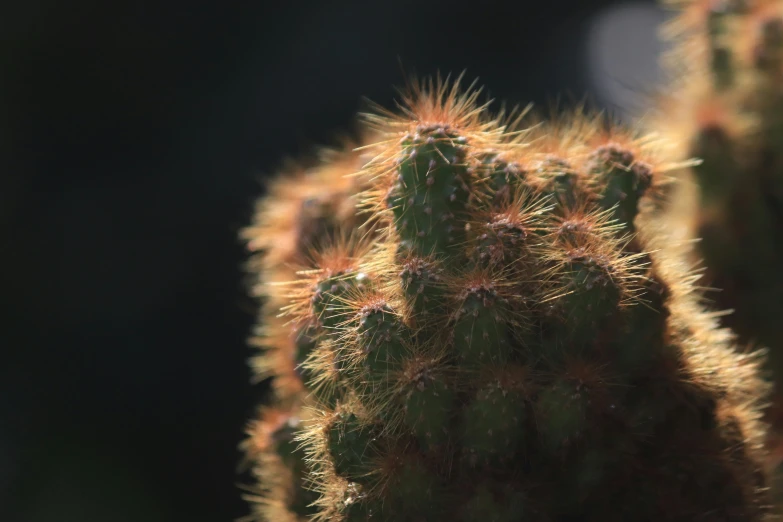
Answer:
xmin=242 ymin=75 xmax=771 ymax=522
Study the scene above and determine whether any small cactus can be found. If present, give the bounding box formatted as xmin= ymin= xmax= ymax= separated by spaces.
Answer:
xmin=241 ymin=77 xmax=773 ymax=521
xmin=658 ymin=0 xmax=783 ymax=472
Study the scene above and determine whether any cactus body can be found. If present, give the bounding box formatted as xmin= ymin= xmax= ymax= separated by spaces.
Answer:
xmin=242 ymin=78 xmax=772 ymax=521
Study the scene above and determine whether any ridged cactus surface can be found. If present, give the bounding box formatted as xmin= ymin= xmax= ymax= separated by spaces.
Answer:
xmin=242 ymin=78 xmax=772 ymax=521
xmin=659 ymin=0 xmax=783 ymax=440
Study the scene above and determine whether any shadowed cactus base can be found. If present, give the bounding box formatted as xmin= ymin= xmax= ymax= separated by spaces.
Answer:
xmin=242 ymin=77 xmax=773 ymax=521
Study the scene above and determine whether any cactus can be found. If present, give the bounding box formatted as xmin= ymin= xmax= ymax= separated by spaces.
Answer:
xmin=241 ymin=76 xmax=774 ymax=521
xmin=658 ymin=0 xmax=783 ymax=467
xmin=240 ymin=142 xmax=374 ymax=522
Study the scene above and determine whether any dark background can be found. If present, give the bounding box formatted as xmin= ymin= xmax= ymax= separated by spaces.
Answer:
xmin=0 ymin=1 xmax=664 ymax=521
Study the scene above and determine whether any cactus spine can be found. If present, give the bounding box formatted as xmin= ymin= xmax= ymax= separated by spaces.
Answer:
xmin=242 ymin=77 xmax=773 ymax=521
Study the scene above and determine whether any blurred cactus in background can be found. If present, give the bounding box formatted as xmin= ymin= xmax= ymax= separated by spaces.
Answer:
xmin=240 ymin=77 xmax=774 ymax=521
xmin=656 ymin=0 xmax=783 ymax=467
